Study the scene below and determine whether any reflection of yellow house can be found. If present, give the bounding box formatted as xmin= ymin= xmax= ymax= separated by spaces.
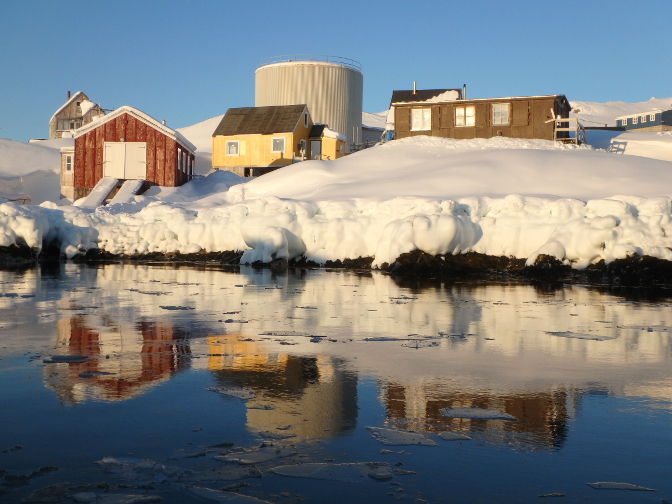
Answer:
xmin=212 ymin=105 xmax=345 ymax=177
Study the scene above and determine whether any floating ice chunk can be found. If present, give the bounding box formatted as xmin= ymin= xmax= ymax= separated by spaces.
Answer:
xmin=206 ymin=387 xmax=255 ymax=400
xmin=43 ymin=355 xmax=90 ymax=363
xmin=179 ymin=466 xmax=262 ymax=482
xmin=270 ymin=462 xmax=393 ymax=482
xmin=366 ymin=427 xmax=437 ymax=446
xmin=587 ymin=482 xmax=655 ymax=491
xmin=254 ymin=431 xmax=296 ymax=440
xmin=95 ymin=495 xmax=163 ymax=504
xmin=188 ymin=486 xmax=273 ymax=503
xmin=439 ymin=407 xmax=517 ymax=421
xmin=214 ymin=446 xmax=297 ymax=465
xmin=545 ymin=331 xmax=616 ymax=341
xmin=437 ymin=432 xmax=472 ymax=441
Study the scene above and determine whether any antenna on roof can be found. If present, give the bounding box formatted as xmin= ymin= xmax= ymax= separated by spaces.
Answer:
xmin=413 ymin=81 xmax=416 ymax=95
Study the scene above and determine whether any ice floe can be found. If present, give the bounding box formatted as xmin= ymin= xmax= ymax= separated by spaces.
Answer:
xmin=439 ymin=407 xmax=518 ymax=421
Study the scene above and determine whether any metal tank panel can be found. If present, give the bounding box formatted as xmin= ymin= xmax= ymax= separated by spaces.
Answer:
xmin=255 ymin=56 xmax=363 ymax=151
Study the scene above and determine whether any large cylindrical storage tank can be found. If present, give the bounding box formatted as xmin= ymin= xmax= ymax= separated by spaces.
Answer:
xmin=255 ymin=55 xmax=363 ymax=152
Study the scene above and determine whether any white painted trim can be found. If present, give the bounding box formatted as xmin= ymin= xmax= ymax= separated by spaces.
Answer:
xmin=73 ymin=105 xmax=197 ymax=153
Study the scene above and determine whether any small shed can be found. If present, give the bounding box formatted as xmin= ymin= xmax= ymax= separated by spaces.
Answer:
xmin=66 ymin=106 xmax=196 ymax=201
xmin=49 ymin=91 xmax=104 ymax=139
xmin=615 ymin=109 xmax=672 ymax=132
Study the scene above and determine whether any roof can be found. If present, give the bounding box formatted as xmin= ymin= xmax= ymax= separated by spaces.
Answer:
xmin=72 ymin=106 xmax=196 ymax=153
xmin=391 ymin=89 xmax=462 ymax=104
xmin=309 ymin=124 xmax=325 ymax=137
xmin=615 ymin=109 xmax=668 ymax=120
xmin=49 ymin=91 xmax=88 ymax=124
xmin=213 ymin=105 xmax=308 ymax=137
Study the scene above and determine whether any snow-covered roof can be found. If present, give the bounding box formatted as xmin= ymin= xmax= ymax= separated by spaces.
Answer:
xmin=73 ymin=106 xmax=197 ymax=153
xmin=49 ymin=91 xmax=88 ymax=124
xmin=615 ymin=109 xmax=667 ymax=120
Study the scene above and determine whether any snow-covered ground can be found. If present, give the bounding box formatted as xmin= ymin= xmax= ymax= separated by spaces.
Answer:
xmin=1 ymin=134 xmax=672 ymax=269
xmin=0 ymin=138 xmax=64 ymax=204
xmin=3 ymin=98 xmax=672 ymax=270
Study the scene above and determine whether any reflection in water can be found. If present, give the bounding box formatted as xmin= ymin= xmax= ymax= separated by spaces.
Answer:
xmin=1 ymin=263 xmax=671 ymax=452
xmin=44 ymin=314 xmax=192 ymax=404
xmin=206 ymin=335 xmax=357 ymax=439
xmin=380 ymin=382 xmax=572 ymax=450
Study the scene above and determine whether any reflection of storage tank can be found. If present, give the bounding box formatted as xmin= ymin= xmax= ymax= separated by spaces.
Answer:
xmin=255 ymin=55 xmax=363 ymax=151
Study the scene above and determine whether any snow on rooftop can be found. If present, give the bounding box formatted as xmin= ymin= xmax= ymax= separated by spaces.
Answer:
xmin=362 ymin=111 xmax=387 ymax=129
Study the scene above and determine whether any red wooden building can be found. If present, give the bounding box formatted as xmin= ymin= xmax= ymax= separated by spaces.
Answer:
xmin=67 ymin=106 xmax=196 ymax=201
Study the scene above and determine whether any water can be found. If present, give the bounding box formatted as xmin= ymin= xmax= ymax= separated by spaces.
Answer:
xmin=0 ymin=263 xmax=671 ymax=503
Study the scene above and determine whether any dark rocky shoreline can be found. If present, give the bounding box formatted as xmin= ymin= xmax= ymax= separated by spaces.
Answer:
xmin=3 ymin=244 xmax=672 ymax=291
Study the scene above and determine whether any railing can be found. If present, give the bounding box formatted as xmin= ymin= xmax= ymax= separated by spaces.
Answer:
xmin=547 ymin=116 xmax=586 ymax=145
xmin=258 ymin=55 xmax=362 ymax=72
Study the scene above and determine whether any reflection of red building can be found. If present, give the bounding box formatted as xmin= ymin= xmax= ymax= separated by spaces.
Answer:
xmin=381 ymin=382 xmax=572 ymax=451
xmin=44 ymin=316 xmax=191 ymax=404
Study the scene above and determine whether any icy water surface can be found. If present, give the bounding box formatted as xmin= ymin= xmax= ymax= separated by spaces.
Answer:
xmin=0 ymin=263 xmax=671 ymax=504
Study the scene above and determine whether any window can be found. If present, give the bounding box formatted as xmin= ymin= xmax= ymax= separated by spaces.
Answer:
xmin=621 ymin=118 xmax=628 ymax=127
xmin=65 ymin=155 xmax=72 ymax=171
xmin=641 ymin=116 xmax=646 ymax=123
xmin=304 ymin=113 xmax=308 ymax=128
xmin=299 ymin=139 xmax=306 ymax=154
xmin=410 ymin=108 xmax=432 ymax=131
xmin=455 ymin=106 xmax=475 ymax=127
xmin=272 ymin=137 xmax=285 ymax=153
xmin=226 ymin=141 xmax=239 ymax=156
xmin=650 ymin=113 xmax=656 ymax=121
xmin=492 ymin=103 xmax=510 ymax=125
xmin=633 ymin=116 xmax=638 ymax=124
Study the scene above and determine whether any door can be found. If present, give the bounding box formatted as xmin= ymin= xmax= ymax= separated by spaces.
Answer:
xmin=103 ymin=142 xmax=125 ymax=178
xmin=124 ymin=143 xmax=147 ymax=179
xmin=310 ymin=140 xmax=322 ymax=160
xmin=103 ymin=142 xmax=147 ymax=179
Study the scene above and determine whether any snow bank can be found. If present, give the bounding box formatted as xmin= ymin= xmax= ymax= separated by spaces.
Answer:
xmin=176 ymin=114 xmax=224 ymax=176
xmin=0 ymin=138 xmax=62 ymax=204
xmin=2 ymin=136 xmax=672 ymax=269
xmin=608 ymin=131 xmax=672 ymax=163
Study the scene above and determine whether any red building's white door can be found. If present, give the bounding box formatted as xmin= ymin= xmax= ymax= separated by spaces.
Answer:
xmin=103 ymin=142 xmax=147 ymax=180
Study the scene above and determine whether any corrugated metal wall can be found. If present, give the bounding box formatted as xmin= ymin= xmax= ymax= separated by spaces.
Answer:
xmin=255 ymin=61 xmax=363 ymax=151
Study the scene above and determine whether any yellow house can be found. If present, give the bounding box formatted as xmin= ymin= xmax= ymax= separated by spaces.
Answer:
xmin=212 ymin=104 xmax=345 ymax=177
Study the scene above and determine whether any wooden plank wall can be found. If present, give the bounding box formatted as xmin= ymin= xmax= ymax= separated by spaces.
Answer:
xmin=394 ymin=97 xmax=562 ymax=141
xmin=74 ymin=113 xmax=189 ymax=188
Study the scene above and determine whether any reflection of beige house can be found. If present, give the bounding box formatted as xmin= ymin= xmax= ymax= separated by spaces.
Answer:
xmin=207 ymin=335 xmax=357 ymax=438
xmin=212 ymin=105 xmax=345 ymax=177
xmin=49 ymin=91 xmax=104 ymax=139
xmin=381 ymin=381 xmax=572 ymax=451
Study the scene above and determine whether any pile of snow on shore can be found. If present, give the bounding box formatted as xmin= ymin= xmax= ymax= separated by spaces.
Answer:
xmin=2 ymin=136 xmax=672 ymax=269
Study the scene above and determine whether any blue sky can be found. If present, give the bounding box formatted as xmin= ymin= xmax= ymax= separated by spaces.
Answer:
xmin=1 ymin=0 xmax=669 ymax=142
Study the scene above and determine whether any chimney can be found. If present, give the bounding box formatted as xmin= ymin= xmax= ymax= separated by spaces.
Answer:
xmin=67 ymin=90 xmax=71 ymax=100
xmin=412 ymin=81 xmax=416 ymax=95
xmin=462 ymin=84 xmax=467 ymax=100
xmin=162 ymin=119 xmax=166 ymax=125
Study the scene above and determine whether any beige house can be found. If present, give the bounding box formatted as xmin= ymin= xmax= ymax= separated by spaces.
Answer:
xmin=49 ymin=91 xmax=104 ymax=139
xmin=212 ymin=105 xmax=345 ymax=177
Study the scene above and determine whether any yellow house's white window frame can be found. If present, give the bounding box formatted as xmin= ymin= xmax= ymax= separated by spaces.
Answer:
xmin=492 ymin=103 xmax=510 ymax=125
xmin=226 ymin=140 xmax=240 ymax=156
xmin=271 ymin=137 xmax=285 ymax=153
xmin=410 ymin=108 xmax=432 ymax=131
xmin=455 ymin=106 xmax=475 ymax=127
